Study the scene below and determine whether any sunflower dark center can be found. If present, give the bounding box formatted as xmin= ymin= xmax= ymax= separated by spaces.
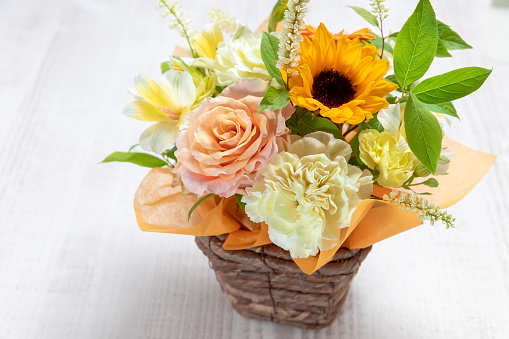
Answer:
xmin=312 ymin=69 xmax=355 ymax=108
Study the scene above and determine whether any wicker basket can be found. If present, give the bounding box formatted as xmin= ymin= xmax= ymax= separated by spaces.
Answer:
xmin=195 ymin=235 xmax=372 ymax=329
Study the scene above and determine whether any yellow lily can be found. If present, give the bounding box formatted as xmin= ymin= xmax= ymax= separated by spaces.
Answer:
xmin=123 ymin=70 xmax=196 ymax=154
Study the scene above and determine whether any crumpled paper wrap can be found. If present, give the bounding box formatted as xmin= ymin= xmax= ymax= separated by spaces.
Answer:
xmin=134 ymin=135 xmax=495 ymax=274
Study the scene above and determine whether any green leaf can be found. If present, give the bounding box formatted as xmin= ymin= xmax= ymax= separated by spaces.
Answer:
xmin=393 ymin=0 xmax=438 ymax=87
xmin=297 ymin=109 xmax=345 ymax=140
xmin=412 ymin=67 xmax=492 ymax=104
xmin=386 ymin=95 xmax=397 ymax=104
xmin=257 ymin=86 xmax=290 ymax=113
xmin=384 ymin=74 xmax=398 ymax=84
xmin=286 ymin=110 xmax=299 ymax=135
xmin=404 ymin=94 xmax=443 ymax=173
xmin=370 ymin=34 xmax=394 ymax=54
xmin=348 ymin=6 xmax=379 ymax=27
xmin=436 ymin=20 xmax=472 ymax=50
xmin=260 ymin=32 xmax=285 ymax=87
xmin=348 ymin=125 xmax=365 ymax=167
xmin=188 ymin=194 xmax=215 ymax=221
xmin=162 ymin=146 xmax=177 ymax=162
xmin=421 ymin=178 xmax=439 ymax=187
xmin=421 ymin=102 xmax=458 ymax=119
xmin=235 ymin=194 xmax=246 ymax=211
xmin=440 ymin=28 xmax=472 ymax=50
xmin=436 ymin=20 xmax=450 ymax=35
xmin=388 ymin=32 xmax=399 ymax=40
xmin=161 ymin=61 xmax=171 ymax=74
xmin=435 ymin=39 xmax=452 ymax=58
xmin=268 ymin=0 xmax=288 ymax=33
xmin=365 ymin=116 xmax=384 ymax=132
xmin=101 ymin=152 xmax=167 ymax=168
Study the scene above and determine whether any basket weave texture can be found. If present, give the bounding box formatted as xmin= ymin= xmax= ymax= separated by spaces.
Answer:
xmin=195 ymin=235 xmax=372 ymax=329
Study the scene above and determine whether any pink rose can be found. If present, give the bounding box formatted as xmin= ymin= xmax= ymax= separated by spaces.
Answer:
xmin=175 ymin=78 xmax=292 ymax=197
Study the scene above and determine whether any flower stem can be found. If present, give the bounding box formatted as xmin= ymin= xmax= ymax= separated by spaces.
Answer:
xmin=160 ymin=0 xmax=199 ymax=58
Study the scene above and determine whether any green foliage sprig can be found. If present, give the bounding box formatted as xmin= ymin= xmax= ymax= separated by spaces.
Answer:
xmin=391 ymin=0 xmax=491 ymax=174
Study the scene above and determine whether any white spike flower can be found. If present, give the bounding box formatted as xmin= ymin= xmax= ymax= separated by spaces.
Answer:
xmin=276 ymin=0 xmax=310 ymax=79
xmin=208 ymin=7 xmax=240 ymax=36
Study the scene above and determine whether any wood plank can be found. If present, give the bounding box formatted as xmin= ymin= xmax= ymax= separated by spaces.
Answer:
xmin=0 ymin=0 xmax=508 ymax=338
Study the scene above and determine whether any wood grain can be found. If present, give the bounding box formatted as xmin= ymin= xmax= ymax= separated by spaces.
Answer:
xmin=1 ymin=0 xmax=508 ymax=338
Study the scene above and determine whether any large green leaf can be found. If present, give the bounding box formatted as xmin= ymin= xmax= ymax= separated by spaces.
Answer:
xmin=260 ymin=32 xmax=285 ymax=87
xmin=257 ymin=86 xmax=290 ymax=113
xmin=348 ymin=6 xmax=379 ymax=27
xmin=412 ymin=67 xmax=492 ymax=104
xmin=393 ymin=0 xmax=438 ymax=88
xmin=297 ymin=110 xmax=344 ymax=140
xmin=404 ymin=94 xmax=443 ymax=173
xmin=101 ymin=152 xmax=167 ymax=168
xmin=440 ymin=30 xmax=472 ymax=50
xmin=421 ymin=102 xmax=459 ymax=119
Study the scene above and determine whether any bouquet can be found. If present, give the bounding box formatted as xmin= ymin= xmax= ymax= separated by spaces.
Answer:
xmin=104 ymin=0 xmax=496 ymax=329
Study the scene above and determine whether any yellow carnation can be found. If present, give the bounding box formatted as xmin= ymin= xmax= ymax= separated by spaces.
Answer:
xmin=242 ymin=132 xmax=373 ymax=258
xmin=359 ymin=129 xmax=413 ymax=188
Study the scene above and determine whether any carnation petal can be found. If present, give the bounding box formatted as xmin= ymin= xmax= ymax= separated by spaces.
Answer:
xmin=243 ymin=132 xmax=373 ymax=258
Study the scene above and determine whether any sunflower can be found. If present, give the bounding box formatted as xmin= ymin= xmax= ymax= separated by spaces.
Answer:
xmin=287 ymin=23 xmax=398 ymax=125
xmin=300 ymin=25 xmax=375 ymax=44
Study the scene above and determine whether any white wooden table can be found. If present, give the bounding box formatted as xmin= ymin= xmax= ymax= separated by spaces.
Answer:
xmin=1 ymin=0 xmax=508 ymax=338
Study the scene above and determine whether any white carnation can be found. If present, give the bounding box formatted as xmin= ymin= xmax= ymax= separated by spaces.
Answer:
xmin=242 ymin=132 xmax=373 ymax=258
xmin=214 ymin=35 xmax=271 ymax=86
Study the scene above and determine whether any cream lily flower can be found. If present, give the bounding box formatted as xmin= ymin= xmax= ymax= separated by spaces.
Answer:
xmin=190 ymin=23 xmax=224 ymax=59
xmin=123 ymin=70 xmax=197 ymax=154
